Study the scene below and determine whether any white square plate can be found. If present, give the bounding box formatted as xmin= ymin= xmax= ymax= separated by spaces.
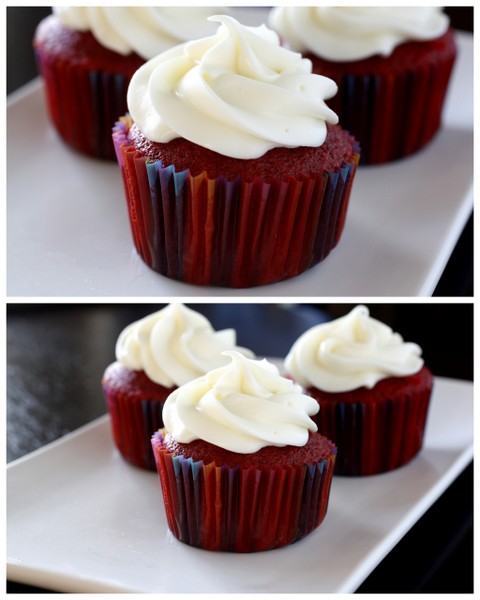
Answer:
xmin=7 ymin=374 xmax=473 ymax=593
xmin=6 ymin=8 xmax=473 ymax=297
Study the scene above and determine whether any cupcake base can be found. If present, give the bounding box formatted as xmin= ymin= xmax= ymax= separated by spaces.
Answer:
xmin=34 ymin=15 xmax=145 ymax=160
xmin=112 ymin=117 xmax=360 ymax=288
xmin=151 ymin=431 xmax=337 ymax=552
xmin=102 ymin=362 xmax=174 ymax=470
xmin=308 ymin=366 xmax=433 ymax=476
xmin=308 ymin=29 xmax=457 ymax=164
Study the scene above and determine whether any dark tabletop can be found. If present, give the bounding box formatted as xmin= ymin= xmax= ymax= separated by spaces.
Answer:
xmin=6 ymin=303 xmax=473 ymax=593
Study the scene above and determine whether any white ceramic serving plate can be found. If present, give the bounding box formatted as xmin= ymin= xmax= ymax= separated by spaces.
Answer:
xmin=6 ymin=9 xmax=473 ymax=297
xmin=7 ymin=375 xmax=473 ymax=593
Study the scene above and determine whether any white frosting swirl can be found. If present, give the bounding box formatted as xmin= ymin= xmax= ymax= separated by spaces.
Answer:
xmin=127 ymin=14 xmax=339 ymax=159
xmin=163 ymin=351 xmax=319 ymax=453
xmin=53 ymin=6 xmax=224 ymax=60
xmin=285 ymin=306 xmax=424 ymax=393
xmin=115 ymin=304 xmax=254 ymax=388
xmin=269 ymin=7 xmax=450 ymax=61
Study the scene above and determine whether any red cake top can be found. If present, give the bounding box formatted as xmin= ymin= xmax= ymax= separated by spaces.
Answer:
xmin=307 ymin=29 xmax=456 ymax=77
xmin=128 ymin=122 xmax=358 ymax=183
xmin=34 ymin=15 xmax=144 ymax=74
xmin=102 ymin=361 xmax=174 ymax=399
xmin=160 ymin=430 xmax=336 ymax=469
xmin=307 ymin=365 xmax=433 ymax=403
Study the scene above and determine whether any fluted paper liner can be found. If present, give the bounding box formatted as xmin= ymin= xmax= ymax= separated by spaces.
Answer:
xmin=313 ymin=32 xmax=456 ymax=164
xmin=35 ymin=48 xmax=132 ymax=160
xmin=311 ymin=380 xmax=432 ymax=476
xmin=113 ymin=117 xmax=359 ymax=288
xmin=103 ymin=383 xmax=168 ymax=471
xmin=151 ymin=431 xmax=336 ymax=552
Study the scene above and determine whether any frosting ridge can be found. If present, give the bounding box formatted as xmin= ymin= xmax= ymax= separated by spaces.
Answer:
xmin=163 ymin=351 xmax=319 ymax=453
xmin=53 ymin=6 xmax=224 ymax=59
xmin=127 ymin=14 xmax=339 ymax=159
xmin=268 ymin=7 xmax=450 ymax=61
xmin=284 ymin=305 xmax=424 ymax=392
xmin=115 ymin=304 xmax=254 ymax=388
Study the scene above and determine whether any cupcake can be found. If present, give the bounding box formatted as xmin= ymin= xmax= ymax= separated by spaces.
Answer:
xmin=33 ymin=7 xmax=223 ymax=160
xmin=269 ymin=7 xmax=457 ymax=164
xmin=112 ymin=15 xmax=360 ymax=288
xmin=102 ymin=304 xmax=254 ymax=470
xmin=151 ymin=351 xmax=337 ymax=552
xmin=284 ymin=305 xmax=433 ymax=476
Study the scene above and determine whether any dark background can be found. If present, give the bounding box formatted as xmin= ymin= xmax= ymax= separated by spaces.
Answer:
xmin=6 ymin=303 xmax=473 ymax=593
xmin=6 ymin=6 xmax=474 ymax=296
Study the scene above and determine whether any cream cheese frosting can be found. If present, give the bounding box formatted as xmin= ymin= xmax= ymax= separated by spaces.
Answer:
xmin=163 ymin=351 xmax=319 ymax=453
xmin=53 ymin=6 xmax=225 ymax=60
xmin=284 ymin=305 xmax=424 ymax=392
xmin=127 ymin=14 xmax=339 ymax=159
xmin=115 ymin=304 xmax=254 ymax=388
xmin=268 ymin=7 xmax=450 ymax=61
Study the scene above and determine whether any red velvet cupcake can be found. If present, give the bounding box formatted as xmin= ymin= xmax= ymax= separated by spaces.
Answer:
xmin=269 ymin=7 xmax=457 ymax=164
xmin=33 ymin=8 xmax=223 ymax=160
xmin=102 ymin=304 xmax=253 ymax=471
xmin=306 ymin=366 xmax=433 ymax=476
xmin=285 ymin=306 xmax=433 ymax=476
xmin=151 ymin=352 xmax=337 ymax=552
xmin=103 ymin=362 xmax=173 ymax=471
xmin=113 ymin=15 xmax=360 ymax=288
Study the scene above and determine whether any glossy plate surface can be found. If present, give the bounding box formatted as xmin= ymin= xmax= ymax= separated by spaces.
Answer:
xmin=7 ymin=374 xmax=473 ymax=593
xmin=6 ymin=9 xmax=473 ymax=297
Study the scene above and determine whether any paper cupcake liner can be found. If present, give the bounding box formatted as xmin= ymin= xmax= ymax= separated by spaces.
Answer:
xmin=151 ymin=431 xmax=336 ymax=552
xmin=35 ymin=48 xmax=134 ymax=160
xmin=103 ymin=384 xmax=169 ymax=471
xmin=112 ymin=118 xmax=359 ymax=288
xmin=311 ymin=383 xmax=432 ymax=476
xmin=313 ymin=40 xmax=456 ymax=164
